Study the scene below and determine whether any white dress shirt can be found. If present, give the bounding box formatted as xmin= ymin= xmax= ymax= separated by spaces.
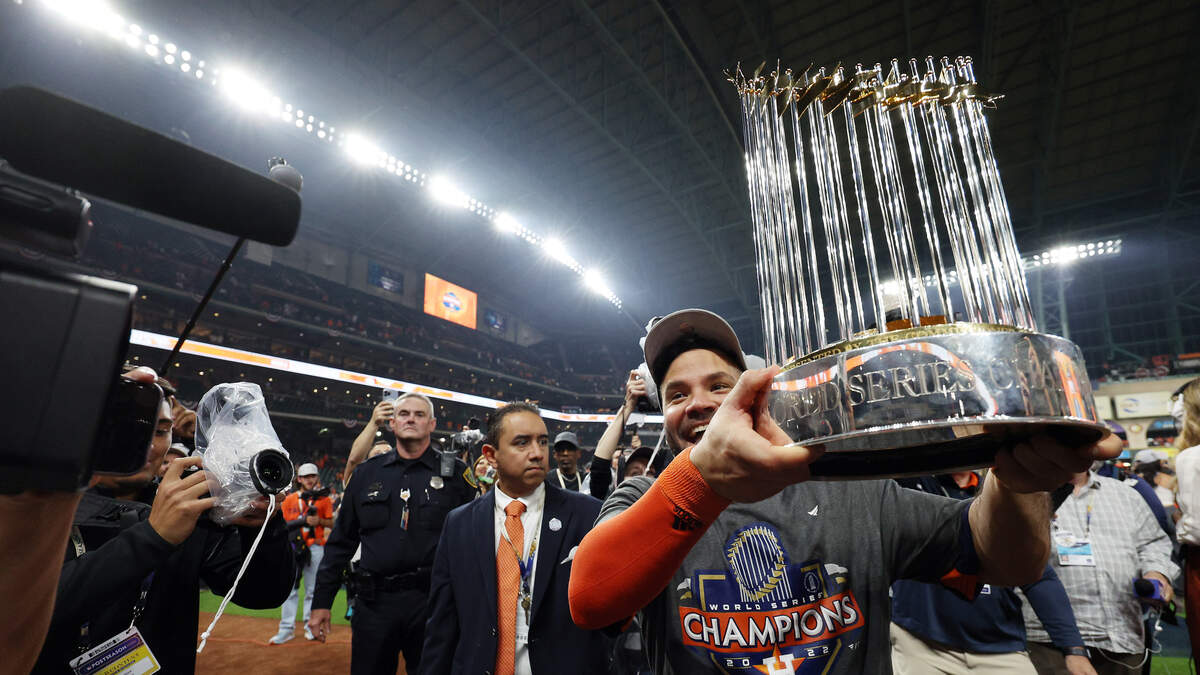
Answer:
xmin=493 ymin=483 xmax=545 ymax=675
xmin=1176 ymin=446 xmax=1200 ymax=545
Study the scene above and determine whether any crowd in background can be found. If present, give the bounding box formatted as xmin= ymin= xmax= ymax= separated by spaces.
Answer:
xmin=77 ymin=217 xmax=634 ymax=408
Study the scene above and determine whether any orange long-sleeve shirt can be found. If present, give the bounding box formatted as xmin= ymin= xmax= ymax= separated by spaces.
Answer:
xmin=281 ymin=492 xmax=334 ymax=546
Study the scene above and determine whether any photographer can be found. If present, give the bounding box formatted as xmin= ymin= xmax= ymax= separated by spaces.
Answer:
xmin=271 ymin=463 xmax=334 ymax=644
xmin=32 ymin=377 xmax=296 ymax=674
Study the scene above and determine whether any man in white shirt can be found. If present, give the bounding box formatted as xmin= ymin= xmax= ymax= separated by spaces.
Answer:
xmin=421 ymin=402 xmax=610 ymax=675
xmin=1024 ymin=468 xmax=1178 ymax=673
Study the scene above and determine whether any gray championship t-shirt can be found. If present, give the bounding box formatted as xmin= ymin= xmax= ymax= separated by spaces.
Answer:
xmin=599 ymin=477 xmax=970 ymax=675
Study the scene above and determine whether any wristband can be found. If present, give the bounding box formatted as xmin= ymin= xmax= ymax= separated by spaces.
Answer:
xmin=1061 ymin=646 xmax=1089 ymax=658
xmin=658 ymin=447 xmax=730 ymax=525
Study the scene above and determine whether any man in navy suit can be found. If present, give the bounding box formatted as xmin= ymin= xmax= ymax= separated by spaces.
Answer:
xmin=421 ymin=402 xmax=611 ymax=675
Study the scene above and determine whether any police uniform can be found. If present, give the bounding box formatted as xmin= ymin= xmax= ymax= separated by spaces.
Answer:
xmin=314 ymin=446 xmax=475 ymax=675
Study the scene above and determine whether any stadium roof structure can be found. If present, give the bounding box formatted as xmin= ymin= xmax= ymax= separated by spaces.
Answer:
xmin=1 ymin=0 xmax=1197 ymax=362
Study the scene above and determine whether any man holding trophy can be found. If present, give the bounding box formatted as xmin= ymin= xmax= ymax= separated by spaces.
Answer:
xmin=570 ymin=57 xmax=1115 ymax=675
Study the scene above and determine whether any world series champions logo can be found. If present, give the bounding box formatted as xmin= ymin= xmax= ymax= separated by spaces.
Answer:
xmin=677 ymin=523 xmax=864 ymax=673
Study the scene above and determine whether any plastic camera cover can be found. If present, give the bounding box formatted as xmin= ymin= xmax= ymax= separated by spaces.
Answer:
xmin=195 ymin=382 xmax=290 ymax=525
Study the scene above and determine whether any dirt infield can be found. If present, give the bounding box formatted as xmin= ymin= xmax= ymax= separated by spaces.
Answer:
xmin=195 ymin=612 xmax=405 ymax=674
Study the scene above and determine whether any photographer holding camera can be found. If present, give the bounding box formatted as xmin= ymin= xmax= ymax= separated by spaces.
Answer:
xmin=31 ymin=375 xmax=297 ymax=674
xmin=271 ymin=462 xmax=334 ymax=644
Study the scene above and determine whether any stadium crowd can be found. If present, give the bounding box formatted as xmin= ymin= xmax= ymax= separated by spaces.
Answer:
xmin=77 ymin=217 xmax=633 ymax=408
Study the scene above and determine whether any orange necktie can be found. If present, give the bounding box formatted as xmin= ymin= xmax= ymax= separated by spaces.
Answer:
xmin=496 ymin=500 xmax=526 ymax=675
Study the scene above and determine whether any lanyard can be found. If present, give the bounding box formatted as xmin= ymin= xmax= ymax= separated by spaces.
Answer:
xmin=1066 ymin=486 xmax=1095 ymax=539
xmin=555 ymin=469 xmax=576 ymax=490
xmin=70 ymin=525 xmax=86 ymax=557
xmin=129 ymin=573 xmax=155 ymax=628
xmin=500 ymin=504 xmax=540 ymax=585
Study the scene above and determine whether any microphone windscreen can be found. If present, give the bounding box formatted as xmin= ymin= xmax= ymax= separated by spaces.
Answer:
xmin=268 ymin=162 xmax=303 ymax=194
xmin=0 ymin=86 xmax=300 ymax=246
xmin=1133 ymin=578 xmax=1155 ymax=597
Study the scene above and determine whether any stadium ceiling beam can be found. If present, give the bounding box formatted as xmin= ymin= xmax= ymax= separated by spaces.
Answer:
xmin=736 ymin=0 xmax=777 ymax=64
xmin=453 ymin=0 xmax=757 ymax=323
xmin=1156 ymin=25 xmax=1200 ymax=357
xmin=568 ymin=0 xmax=746 ymax=208
xmin=974 ymin=0 xmax=999 ymax=85
xmin=647 ymin=0 xmax=743 ymax=153
xmin=1164 ymin=8 xmax=1200 ymax=212
xmin=903 ymin=0 xmax=915 ymax=56
xmin=1030 ymin=1 xmax=1077 ymax=230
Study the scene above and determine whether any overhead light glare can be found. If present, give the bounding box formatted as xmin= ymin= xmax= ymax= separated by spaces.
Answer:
xmin=219 ymin=67 xmax=272 ymax=114
xmin=429 ymin=175 xmax=469 ymax=208
xmin=344 ymin=132 xmax=386 ymax=166
xmin=1022 ymin=237 xmax=1124 ymax=269
xmin=1049 ymin=246 xmax=1077 ymax=264
xmin=494 ymin=212 xmax=521 ymax=234
xmin=543 ymin=237 xmax=577 ymax=268
xmin=42 ymin=0 xmax=123 ymax=31
xmin=583 ymin=269 xmax=611 ymax=296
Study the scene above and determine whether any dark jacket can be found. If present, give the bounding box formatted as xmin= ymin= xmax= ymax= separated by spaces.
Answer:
xmin=891 ymin=475 xmax=1085 ymax=653
xmin=1097 ymin=464 xmax=1176 ymax=539
xmin=421 ymin=483 xmax=612 ymax=675
xmin=33 ymin=486 xmax=295 ymax=673
xmin=315 ymin=446 xmax=476 ymax=608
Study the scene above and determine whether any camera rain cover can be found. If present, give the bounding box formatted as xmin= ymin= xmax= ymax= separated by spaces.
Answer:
xmin=195 ymin=382 xmax=290 ymax=525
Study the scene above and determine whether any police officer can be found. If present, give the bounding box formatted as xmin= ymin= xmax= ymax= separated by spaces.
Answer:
xmin=310 ymin=392 xmax=475 ymax=675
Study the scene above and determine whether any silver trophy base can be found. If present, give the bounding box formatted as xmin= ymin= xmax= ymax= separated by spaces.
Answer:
xmin=769 ymin=323 xmax=1107 ymax=479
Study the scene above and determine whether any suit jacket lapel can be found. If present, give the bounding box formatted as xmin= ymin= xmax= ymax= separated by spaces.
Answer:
xmin=530 ymin=483 xmax=570 ymax=623
xmin=474 ymin=491 xmax=497 ymax=608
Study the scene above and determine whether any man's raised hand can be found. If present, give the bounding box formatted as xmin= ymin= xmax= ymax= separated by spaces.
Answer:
xmin=689 ymin=366 xmax=822 ymax=503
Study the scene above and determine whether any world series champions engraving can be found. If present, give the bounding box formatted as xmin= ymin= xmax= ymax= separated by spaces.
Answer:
xmin=731 ymin=58 xmax=1105 ymax=478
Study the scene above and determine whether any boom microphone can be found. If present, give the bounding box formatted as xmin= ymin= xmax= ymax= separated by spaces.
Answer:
xmin=161 ymin=156 xmax=302 ymax=377
xmin=0 ymin=86 xmax=301 ymax=246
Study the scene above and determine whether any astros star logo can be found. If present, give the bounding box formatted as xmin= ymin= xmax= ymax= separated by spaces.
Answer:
xmin=752 ymin=645 xmax=804 ymax=673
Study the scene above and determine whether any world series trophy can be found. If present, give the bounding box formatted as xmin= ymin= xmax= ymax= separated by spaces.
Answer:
xmin=731 ymin=57 xmax=1106 ymax=478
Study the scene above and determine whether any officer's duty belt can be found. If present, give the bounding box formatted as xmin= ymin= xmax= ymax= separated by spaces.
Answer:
xmin=359 ymin=567 xmax=432 ymax=592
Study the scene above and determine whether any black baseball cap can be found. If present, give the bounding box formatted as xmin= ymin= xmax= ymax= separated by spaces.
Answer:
xmin=553 ymin=431 xmax=580 ymax=451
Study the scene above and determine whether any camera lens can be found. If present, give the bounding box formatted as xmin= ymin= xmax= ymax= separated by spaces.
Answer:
xmin=250 ymin=449 xmax=294 ymax=495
